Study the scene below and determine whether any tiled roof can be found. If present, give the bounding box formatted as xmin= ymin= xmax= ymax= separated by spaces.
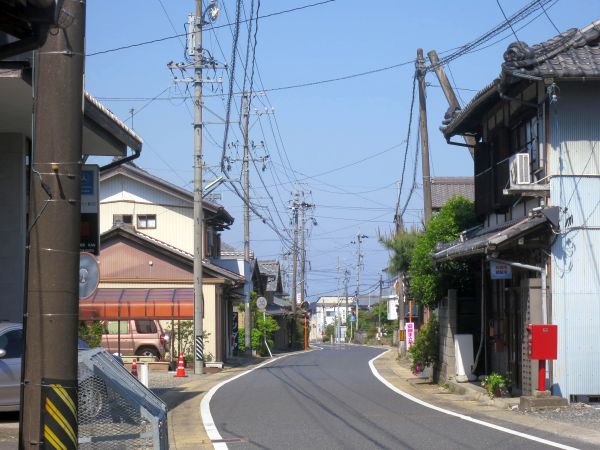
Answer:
xmin=431 ymin=177 xmax=474 ymax=210
xmin=258 ymin=260 xmax=280 ymax=293
xmin=501 ymin=19 xmax=600 ymax=79
xmin=443 ymin=19 xmax=600 ymax=137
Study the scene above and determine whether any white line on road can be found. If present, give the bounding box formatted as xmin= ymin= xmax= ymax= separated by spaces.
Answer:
xmin=200 ymin=352 xmax=297 ymax=450
xmin=368 ymin=350 xmax=579 ymax=450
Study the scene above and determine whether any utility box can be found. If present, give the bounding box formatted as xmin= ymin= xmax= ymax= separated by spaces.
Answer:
xmin=527 ymin=324 xmax=557 ymax=360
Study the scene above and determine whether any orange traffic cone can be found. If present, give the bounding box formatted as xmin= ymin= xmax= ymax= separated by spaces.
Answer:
xmin=131 ymin=358 xmax=138 ymax=378
xmin=174 ymin=352 xmax=187 ymax=378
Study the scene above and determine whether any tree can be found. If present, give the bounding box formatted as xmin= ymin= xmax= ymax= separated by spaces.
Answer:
xmin=409 ymin=196 xmax=477 ymax=307
xmin=380 ymin=230 xmax=420 ymax=274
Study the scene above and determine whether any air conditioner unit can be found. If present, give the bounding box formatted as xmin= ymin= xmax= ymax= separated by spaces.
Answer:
xmin=509 ymin=153 xmax=531 ymax=188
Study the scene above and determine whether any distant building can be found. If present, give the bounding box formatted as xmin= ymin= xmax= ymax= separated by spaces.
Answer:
xmin=431 ymin=177 xmax=474 ymax=211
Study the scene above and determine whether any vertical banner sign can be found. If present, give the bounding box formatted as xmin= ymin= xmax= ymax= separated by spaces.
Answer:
xmin=80 ymin=165 xmax=100 ymax=255
xmin=232 ymin=312 xmax=239 ymax=356
xmin=406 ymin=322 xmax=415 ymax=350
xmin=195 ymin=335 xmax=204 ymax=362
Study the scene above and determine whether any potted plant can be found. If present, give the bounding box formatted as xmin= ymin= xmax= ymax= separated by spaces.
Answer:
xmin=481 ymin=372 xmax=510 ymax=399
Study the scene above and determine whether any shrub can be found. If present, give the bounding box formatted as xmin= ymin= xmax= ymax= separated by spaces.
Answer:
xmin=481 ymin=372 xmax=510 ymax=399
xmin=408 ymin=313 xmax=439 ymax=375
xmin=78 ymin=321 xmax=103 ymax=348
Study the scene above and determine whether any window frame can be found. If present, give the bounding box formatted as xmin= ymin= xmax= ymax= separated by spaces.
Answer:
xmin=137 ymin=214 xmax=157 ymax=230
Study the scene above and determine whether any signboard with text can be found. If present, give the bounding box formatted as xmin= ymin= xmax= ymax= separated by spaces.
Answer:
xmin=490 ymin=261 xmax=512 ymax=280
xmin=406 ymin=322 xmax=415 ymax=350
xmin=80 ymin=165 xmax=100 ymax=255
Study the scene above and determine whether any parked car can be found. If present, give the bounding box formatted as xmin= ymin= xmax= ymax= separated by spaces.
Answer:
xmin=0 ymin=322 xmax=115 ymax=414
xmin=100 ymin=319 xmax=169 ymax=360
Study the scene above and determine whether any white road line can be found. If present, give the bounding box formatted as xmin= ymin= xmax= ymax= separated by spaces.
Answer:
xmin=200 ymin=353 xmax=297 ymax=450
xmin=368 ymin=350 xmax=579 ymax=450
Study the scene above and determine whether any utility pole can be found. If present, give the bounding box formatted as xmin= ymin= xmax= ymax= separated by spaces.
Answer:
xmin=242 ymin=92 xmax=252 ymax=353
xmin=21 ymin=0 xmax=85 ymax=446
xmin=192 ymin=0 xmax=206 ymax=375
xmin=300 ymin=199 xmax=306 ymax=306
xmin=290 ymin=194 xmax=299 ymax=346
xmin=352 ymin=233 xmax=368 ymax=331
xmin=416 ymin=48 xmax=433 ymax=225
xmin=378 ymin=273 xmax=383 ymax=333
xmin=344 ymin=270 xmax=349 ymax=342
xmin=427 ymin=50 xmax=475 ymax=158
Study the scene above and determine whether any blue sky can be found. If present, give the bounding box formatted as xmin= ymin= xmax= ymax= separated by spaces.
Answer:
xmin=85 ymin=0 xmax=596 ymax=300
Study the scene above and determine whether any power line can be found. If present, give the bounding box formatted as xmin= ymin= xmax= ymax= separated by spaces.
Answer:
xmin=86 ymin=0 xmax=336 ymax=57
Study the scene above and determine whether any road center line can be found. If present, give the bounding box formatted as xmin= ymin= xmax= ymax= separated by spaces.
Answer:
xmin=368 ymin=350 xmax=579 ymax=450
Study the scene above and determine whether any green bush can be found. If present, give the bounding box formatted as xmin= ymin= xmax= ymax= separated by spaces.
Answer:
xmin=408 ymin=313 xmax=439 ymax=374
xmin=238 ymin=327 xmax=246 ymax=354
xmin=79 ymin=321 xmax=103 ymax=348
xmin=252 ymin=315 xmax=279 ymax=356
xmin=409 ymin=196 xmax=476 ymax=307
xmin=481 ymin=372 xmax=510 ymax=399
xmin=324 ymin=324 xmax=335 ymax=341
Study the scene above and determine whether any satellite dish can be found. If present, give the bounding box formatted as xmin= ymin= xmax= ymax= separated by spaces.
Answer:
xmin=79 ymin=252 xmax=99 ymax=299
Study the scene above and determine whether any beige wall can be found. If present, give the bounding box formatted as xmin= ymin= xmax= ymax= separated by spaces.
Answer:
xmin=100 ymin=174 xmax=195 ymax=254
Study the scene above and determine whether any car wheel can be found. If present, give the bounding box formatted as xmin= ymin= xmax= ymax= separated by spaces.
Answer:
xmin=135 ymin=346 xmax=160 ymax=359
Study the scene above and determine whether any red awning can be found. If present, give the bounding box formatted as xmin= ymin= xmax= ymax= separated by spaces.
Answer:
xmin=79 ymin=288 xmax=197 ymax=320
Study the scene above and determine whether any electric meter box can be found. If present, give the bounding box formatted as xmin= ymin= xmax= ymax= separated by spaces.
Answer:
xmin=527 ymin=324 xmax=557 ymax=360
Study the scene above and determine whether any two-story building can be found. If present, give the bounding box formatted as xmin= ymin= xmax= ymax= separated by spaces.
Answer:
xmin=433 ymin=19 xmax=600 ymax=401
xmin=89 ymin=163 xmax=245 ymax=366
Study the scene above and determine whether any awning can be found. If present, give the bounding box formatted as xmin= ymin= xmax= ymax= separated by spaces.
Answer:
xmin=433 ymin=215 xmax=548 ymax=262
xmin=265 ymin=303 xmax=290 ymax=317
xmin=80 ymin=288 xmax=194 ymax=320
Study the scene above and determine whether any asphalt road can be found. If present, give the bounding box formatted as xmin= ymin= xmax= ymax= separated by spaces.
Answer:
xmin=209 ymin=345 xmax=589 ymax=450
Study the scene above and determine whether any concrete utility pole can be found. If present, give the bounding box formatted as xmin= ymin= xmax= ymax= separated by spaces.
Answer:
xmin=242 ymin=92 xmax=252 ymax=353
xmin=352 ymin=233 xmax=368 ymax=331
xmin=344 ymin=270 xmax=349 ymax=341
xmin=193 ymin=0 xmax=205 ymax=374
xmin=427 ymin=50 xmax=475 ymax=158
xmin=290 ymin=194 xmax=299 ymax=345
xmin=21 ymin=0 xmax=85 ymax=446
xmin=378 ymin=274 xmax=383 ymax=333
xmin=416 ymin=48 xmax=433 ymax=225
xmin=300 ymin=200 xmax=306 ymax=306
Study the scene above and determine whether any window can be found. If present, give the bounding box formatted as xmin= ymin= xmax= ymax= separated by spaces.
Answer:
xmin=326 ymin=311 xmax=334 ymax=317
xmin=113 ymin=214 xmax=133 ymax=227
xmin=512 ymin=116 xmax=538 ymax=164
xmin=137 ymin=214 xmax=156 ymax=229
xmin=104 ymin=321 xmax=129 ymax=334
xmin=135 ymin=320 xmax=157 ymax=334
xmin=0 ymin=329 xmax=22 ymax=358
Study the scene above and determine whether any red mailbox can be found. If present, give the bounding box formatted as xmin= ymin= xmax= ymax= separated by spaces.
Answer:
xmin=527 ymin=324 xmax=557 ymax=360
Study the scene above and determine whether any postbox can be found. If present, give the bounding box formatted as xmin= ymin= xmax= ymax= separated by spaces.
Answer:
xmin=527 ymin=324 xmax=557 ymax=360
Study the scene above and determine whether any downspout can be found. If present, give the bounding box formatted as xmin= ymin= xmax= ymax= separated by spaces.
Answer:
xmin=472 ymin=257 xmax=486 ymax=373
xmin=99 ymin=146 xmax=142 ymax=172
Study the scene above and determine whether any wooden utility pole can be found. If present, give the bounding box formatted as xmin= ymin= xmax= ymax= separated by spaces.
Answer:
xmin=353 ymin=233 xmax=368 ymax=331
xmin=21 ymin=0 xmax=85 ymax=446
xmin=416 ymin=48 xmax=433 ymax=225
xmin=193 ymin=0 xmax=205 ymax=374
xmin=242 ymin=92 xmax=252 ymax=353
xmin=427 ymin=50 xmax=475 ymax=158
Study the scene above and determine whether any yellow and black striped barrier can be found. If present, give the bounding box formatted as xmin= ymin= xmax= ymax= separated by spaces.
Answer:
xmin=41 ymin=380 xmax=77 ymax=450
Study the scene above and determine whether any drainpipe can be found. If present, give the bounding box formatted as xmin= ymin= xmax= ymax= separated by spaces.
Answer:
xmin=472 ymin=257 xmax=486 ymax=373
xmin=99 ymin=147 xmax=142 ymax=172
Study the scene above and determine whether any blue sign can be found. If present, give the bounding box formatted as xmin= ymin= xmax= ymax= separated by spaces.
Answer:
xmin=490 ymin=261 xmax=512 ymax=280
xmin=81 ymin=169 xmax=95 ymax=195
xmin=348 ymin=315 xmax=356 ymax=322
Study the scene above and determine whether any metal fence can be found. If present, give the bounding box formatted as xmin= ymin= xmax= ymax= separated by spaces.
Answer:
xmin=78 ymin=348 xmax=168 ymax=449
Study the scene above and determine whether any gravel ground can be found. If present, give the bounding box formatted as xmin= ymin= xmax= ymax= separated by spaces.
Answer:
xmin=520 ymin=403 xmax=600 ymax=431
